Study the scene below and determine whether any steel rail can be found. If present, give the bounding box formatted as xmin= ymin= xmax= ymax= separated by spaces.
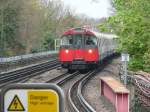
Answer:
xmin=56 ymin=72 xmax=80 ymax=85
xmin=0 ymin=60 xmax=60 ymax=88
xmin=46 ymin=71 xmax=81 ymax=86
xmin=68 ymin=70 xmax=97 ymax=112
xmin=46 ymin=72 xmax=70 ymax=83
xmin=77 ymin=70 xmax=97 ymax=112
xmin=0 ymin=61 xmax=58 ymax=83
xmin=0 ymin=59 xmax=57 ymax=77
xmin=0 ymin=64 xmax=60 ymax=88
xmin=67 ymin=57 xmax=112 ymax=112
xmin=0 ymin=62 xmax=57 ymax=83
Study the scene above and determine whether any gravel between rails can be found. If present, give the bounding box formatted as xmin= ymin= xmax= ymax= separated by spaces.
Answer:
xmin=83 ymin=57 xmax=121 ymax=112
xmin=26 ymin=67 xmax=68 ymax=83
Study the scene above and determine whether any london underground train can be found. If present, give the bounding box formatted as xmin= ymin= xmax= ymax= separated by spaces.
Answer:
xmin=59 ymin=27 xmax=117 ymax=71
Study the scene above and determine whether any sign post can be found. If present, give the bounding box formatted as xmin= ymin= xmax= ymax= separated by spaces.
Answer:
xmin=121 ymin=53 xmax=129 ymax=86
xmin=1 ymin=83 xmax=64 ymax=112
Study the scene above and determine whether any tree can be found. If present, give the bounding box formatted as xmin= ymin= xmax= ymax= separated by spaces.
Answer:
xmin=99 ymin=0 xmax=150 ymax=72
xmin=0 ymin=0 xmax=99 ymax=56
xmin=0 ymin=0 xmax=25 ymax=56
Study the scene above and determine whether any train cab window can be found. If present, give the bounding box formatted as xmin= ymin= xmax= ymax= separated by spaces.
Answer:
xmin=74 ymin=34 xmax=83 ymax=47
xmin=85 ymin=36 xmax=97 ymax=46
xmin=61 ymin=35 xmax=73 ymax=46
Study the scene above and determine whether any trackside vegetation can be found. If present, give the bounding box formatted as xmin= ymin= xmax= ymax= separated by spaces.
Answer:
xmin=0 ymin=0 xmax=95 ymax=56
xmin=99 ymin=0 xmax=150 ymax=72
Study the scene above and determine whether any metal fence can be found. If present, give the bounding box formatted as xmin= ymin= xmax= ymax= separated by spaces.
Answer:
xmin=0 ymin=51 xmax=58 ymax=73
xmin=0 ymin=51 xmax=58 ymax=63
xmin=119 ymin=65 xmax=150 ymax=111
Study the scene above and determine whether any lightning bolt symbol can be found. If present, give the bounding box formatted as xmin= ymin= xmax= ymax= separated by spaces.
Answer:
xmin=14 ymin=99 xmax=18 ymax=109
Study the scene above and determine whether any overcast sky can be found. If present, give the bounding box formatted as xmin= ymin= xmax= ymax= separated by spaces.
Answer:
xmin=61 ymin=0 xmax=112 ymax=19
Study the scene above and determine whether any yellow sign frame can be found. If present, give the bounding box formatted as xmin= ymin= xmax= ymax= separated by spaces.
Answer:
xmin=1 ymin=83 xmax=64 ymax=112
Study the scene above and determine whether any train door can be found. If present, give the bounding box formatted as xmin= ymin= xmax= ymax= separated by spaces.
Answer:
xmin=73 ymin=34 xmax=84 ymax=60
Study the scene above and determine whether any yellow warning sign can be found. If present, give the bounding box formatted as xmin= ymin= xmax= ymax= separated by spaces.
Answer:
xmin=28 ymin=90 xmax=59 ymax=112
xmin=7 ymin=95 xmax=25 ymax=111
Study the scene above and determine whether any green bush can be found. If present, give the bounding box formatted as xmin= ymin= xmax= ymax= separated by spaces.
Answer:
xmin=99 ymin=0 xmax=150 ymax=72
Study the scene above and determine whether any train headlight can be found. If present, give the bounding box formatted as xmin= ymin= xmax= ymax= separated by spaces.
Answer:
xmin=65 ymin=49 xmax=69 ymax=54
xmin=88 ymin=49 xmax=92 ymax=54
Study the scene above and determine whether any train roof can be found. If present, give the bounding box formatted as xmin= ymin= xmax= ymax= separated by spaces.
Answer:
xmin=62 ymin=28 xmax=117 ymax=39
xmin=93 ymin=31 xmax=118 ymax=39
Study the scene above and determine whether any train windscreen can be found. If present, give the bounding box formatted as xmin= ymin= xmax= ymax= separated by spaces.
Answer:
xmin=61 ymin=35 xmax=73 ymax=46
xmin=61 ymin=34 xmax=97 ymax=47
xmin=85 ymin=35 xmax=97 ymax=46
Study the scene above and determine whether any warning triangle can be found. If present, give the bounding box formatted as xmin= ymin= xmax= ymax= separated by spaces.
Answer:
xmin=7 ymin=95 xmax=25 ymax=111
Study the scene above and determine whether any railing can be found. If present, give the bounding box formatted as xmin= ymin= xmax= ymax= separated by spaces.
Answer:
xmin=0 ymin=51 xmax=58 ymax=63
xmin=0 ymin=51 xmax=58 ymax=73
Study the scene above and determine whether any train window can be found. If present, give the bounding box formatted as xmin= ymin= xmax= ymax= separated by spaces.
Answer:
xmin=74 ymin=34 xmax=83 ymax=47
xmin=85 ymin=36 xmax=97 ymax=46
xmin=61 ymin=35 xmax=73 ymax=46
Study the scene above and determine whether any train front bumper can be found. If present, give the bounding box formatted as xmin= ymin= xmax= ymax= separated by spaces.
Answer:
xmin=70 ymin=60 xmax=87 ymax=69
xmin=61 ymin=60 xmax=98 ymax=70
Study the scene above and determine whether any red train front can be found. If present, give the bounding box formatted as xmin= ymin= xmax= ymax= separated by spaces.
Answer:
xmin=59 ymin=28 xmax=99 ymax=71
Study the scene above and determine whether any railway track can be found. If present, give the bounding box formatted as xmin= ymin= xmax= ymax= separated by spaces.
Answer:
xmin=45 ymin=58 xmax=114 ymax=112
xmin=46 ymin=70 xmax=83 ymax=86
xmin=0 ymin=55 xmax=118 ymax=112
xmin=68 ymin=70 xmax=97 ymax=112
xmin=46 ymin=69 xmax=97 ymax=112
xmin=67 ymin=57 xmax=113 ymax=112
xmin=0 ymin=59 xmax=60 ymax=88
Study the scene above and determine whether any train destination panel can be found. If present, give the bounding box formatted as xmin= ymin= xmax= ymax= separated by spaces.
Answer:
xmin=1 ymin=84 xmax=64 ymax=112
